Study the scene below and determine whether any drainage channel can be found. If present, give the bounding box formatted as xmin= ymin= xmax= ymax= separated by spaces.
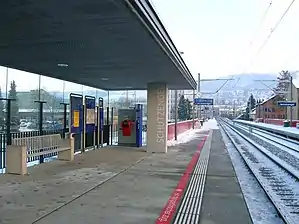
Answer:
xmin=173 ymin=136 xmax=211 ymax=224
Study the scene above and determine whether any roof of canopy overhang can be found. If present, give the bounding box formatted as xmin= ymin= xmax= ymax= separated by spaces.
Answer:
xmin=0 ymin=0 xmax=197 ymax=90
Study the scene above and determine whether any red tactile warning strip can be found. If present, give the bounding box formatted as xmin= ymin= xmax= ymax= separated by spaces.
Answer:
xmin=155 ymin=133 xmax=209 ymax=224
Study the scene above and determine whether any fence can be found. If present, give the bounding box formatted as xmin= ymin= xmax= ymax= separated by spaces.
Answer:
xmin=0 ymin=129 xmax=66 ymax=170
xmin=168 ymin=119 xmax=199 ymax=140
xmin=6 ymin=134 xmax=73 ymax=175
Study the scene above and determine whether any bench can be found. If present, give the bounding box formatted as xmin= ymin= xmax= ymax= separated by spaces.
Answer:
xmin=6 ymin=134 xmax=75 ymax=175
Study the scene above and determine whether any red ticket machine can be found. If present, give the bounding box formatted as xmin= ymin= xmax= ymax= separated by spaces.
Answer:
xmin=121 ymin=119 xmax=133 ymax=136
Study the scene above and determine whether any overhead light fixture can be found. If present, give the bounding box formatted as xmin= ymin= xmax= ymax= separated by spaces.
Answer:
xmin=125 ymin=86 xmax=133 ymax=89
xmin=101 ymin=78 xmax=109 ymax=81
xmin=57 ymin=63 xmax=69 ymax=67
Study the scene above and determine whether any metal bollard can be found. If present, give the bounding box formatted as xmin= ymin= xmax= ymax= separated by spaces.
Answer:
xmin=249 ymin=126 xmax=252 ymax=133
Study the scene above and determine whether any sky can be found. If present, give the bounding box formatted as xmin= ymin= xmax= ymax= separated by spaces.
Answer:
xmin=1 ymin=0 xmax=299 ymax=91
xmin=151 ymin=0 xmax=299 ymax=77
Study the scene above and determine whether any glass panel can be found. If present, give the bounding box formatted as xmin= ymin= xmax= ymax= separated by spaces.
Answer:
xmin=64 ymin=81 xmax=83 ymax=128
xmin=6 ymin=68 xmax=40 ymax=132
xmin=64 ymin=81 xmax=83 ymax=102
xmin=83 ymin=85 xmax=96 ymax=98
xmin=40 ymin=76 xmax=65 ymax=131
xmin=0 ymin=67 xmax=7 ymax=132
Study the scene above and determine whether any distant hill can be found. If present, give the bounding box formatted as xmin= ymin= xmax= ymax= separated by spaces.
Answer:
xmin=200 ymin=73 xmax=278 ymax=92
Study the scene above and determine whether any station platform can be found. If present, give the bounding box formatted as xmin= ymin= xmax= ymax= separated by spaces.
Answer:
xmin=199 ymin=129 xmax=252 ymax=224
xmin=0 ymin=121 xmax=252 ymax=224
xmin=235 ymin=119 xmax=299 ymax=139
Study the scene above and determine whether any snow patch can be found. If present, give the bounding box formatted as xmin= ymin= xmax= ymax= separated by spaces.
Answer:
xmin=202 ymin=118 xmax=219 ymax=130
xmin=167 ymin=119 xmax=218 ymax=146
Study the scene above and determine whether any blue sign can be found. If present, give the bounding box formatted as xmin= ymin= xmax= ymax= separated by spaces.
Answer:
xmin=277 ymin=101 xmax=296 ymax=107
xmin=70 ymin=94 xmax=84 ymax=134
xmin=194 ymin=98 xmax=214 ymax=105
xmin=135 ymin=104 xmax=143 ymax=147
xmin=98 ymin=97 xmax=104 ymax=132
xmin=85 ymin=96 xmax=96 ymax=133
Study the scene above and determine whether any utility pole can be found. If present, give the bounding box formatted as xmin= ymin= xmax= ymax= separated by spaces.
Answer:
xmin=233 ymin=101 xmax=236 ymax=118
xmin=290 ymin=75 xmax=293 ymax=124
xmin=126 ymin=90 xmax=129 ymax=107
xmin=199 ymin=76 xmax=234 ymax=120
xmin=249 ymin=95 xmax=252 ymax=121
xmin=174 ymin=90 xmax=178 ymax=140
xmin=198 ymin=73 xmax=201 ymax=121
xmin=192 ymin=89 xmax=195 ymax=128
xmin=5 ymin=67 xmax=8 ymax=98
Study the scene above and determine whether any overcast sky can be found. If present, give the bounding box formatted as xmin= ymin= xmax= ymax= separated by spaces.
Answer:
xmin=151 ymin=0 xmax=299 ymax=77
xmin=1 ymin=0 xmax=299 ymax=91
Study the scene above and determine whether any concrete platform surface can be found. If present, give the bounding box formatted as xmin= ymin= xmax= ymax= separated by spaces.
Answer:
xmin=199 ymin=130 xmax=252 ymax=224
xmin=0 ymin=134 xmax=206 ymax=224
xmin=0 ymin=146 xmax=147 ymax=224
xmin=0 ymin=125 xmax=252 ymax=224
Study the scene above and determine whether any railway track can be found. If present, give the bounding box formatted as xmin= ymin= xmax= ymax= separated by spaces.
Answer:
xmin=223 ymin=119 xmax=299 ymax=177
xmin=218 ymin=119 xmax=299 ymax=224
xmin=233 ymin=121 xmax=299 ymax=154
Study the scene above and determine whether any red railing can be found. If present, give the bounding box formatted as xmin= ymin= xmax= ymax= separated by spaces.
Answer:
xmin=259 ymin=118 xmax=299 ymax=127
xmin=111 ymin=119 xmax=199 ymax=142
xmin=167 ymin=119 xmax=199 ymax=140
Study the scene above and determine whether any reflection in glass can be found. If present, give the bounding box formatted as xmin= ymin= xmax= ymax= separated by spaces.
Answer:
xmin=6 ymin=68 xmax=40 ymax=132
xmin=0 ymin=66 xmax=149 ymax=145
xmin=40 ymin=75 xmax=65 ymax=131
xmin=0 ymin=67 xmax=7 ymax=132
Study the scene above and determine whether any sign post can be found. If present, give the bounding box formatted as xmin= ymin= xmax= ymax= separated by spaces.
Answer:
xmin=194 ymin=98 xmax=213 ymax=120
xmin=98 ymin=97 xmax=104 ymax=148
xmin=194 ymin=98 xmax=214 ymax=106
xmin=70 ymin=93 xmax=84 ymax=152
xmin=85 ymin=96 xmax=96 ymax=150
xmin=135 ymin=104 xmax=143 ymax=147
xmin=277 ymin=101 xmax=296 ymax=107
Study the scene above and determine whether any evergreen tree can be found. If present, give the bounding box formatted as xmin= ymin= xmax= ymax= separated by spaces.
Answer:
xmin=8 ymin=80 xmax=20 ymax=128
xmin=185 ymin=98 xmax=193 ymax=120
xmin=244 ymin=94 xmax=256 ymax=120
xmin=178 ymin=95 xmax=187 ymax=120
xmin=248 ymin=94 xmax=256 ymax=111
xmin=275 ymin=70 xmax=291 ymax=100
xmin=0 ymin=88 xmax=4 ymax=130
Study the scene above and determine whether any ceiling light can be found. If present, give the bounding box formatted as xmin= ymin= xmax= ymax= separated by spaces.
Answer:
xmin=101 ymin=78 xmax=109 ymax=81
xmin=57 ymin=63 xmax=69 ymax=67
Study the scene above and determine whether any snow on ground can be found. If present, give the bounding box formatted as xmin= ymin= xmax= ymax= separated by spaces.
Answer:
xmin=202 ymin=118 xmax=219 ymax=130
xmin=220 ymin=127 xmax=284 ymax=224
xmin=167 ymin=119 xmax=218 ymax=146
xmin=236 ymin=120 xmax=299 ymax=135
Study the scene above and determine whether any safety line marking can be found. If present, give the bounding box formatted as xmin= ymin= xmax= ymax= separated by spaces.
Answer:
xmin=155 ymin=134 xmax=208 ymax=224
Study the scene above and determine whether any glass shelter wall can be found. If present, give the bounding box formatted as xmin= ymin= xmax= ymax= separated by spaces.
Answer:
xmin=0 ymin=66 xmax=148 ymax=148
xmin=0 ymin=67 xmax=109 ymax=133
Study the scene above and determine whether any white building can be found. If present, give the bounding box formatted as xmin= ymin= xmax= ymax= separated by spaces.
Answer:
xmin=183 ymin=89 xmax=195 ymax=101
